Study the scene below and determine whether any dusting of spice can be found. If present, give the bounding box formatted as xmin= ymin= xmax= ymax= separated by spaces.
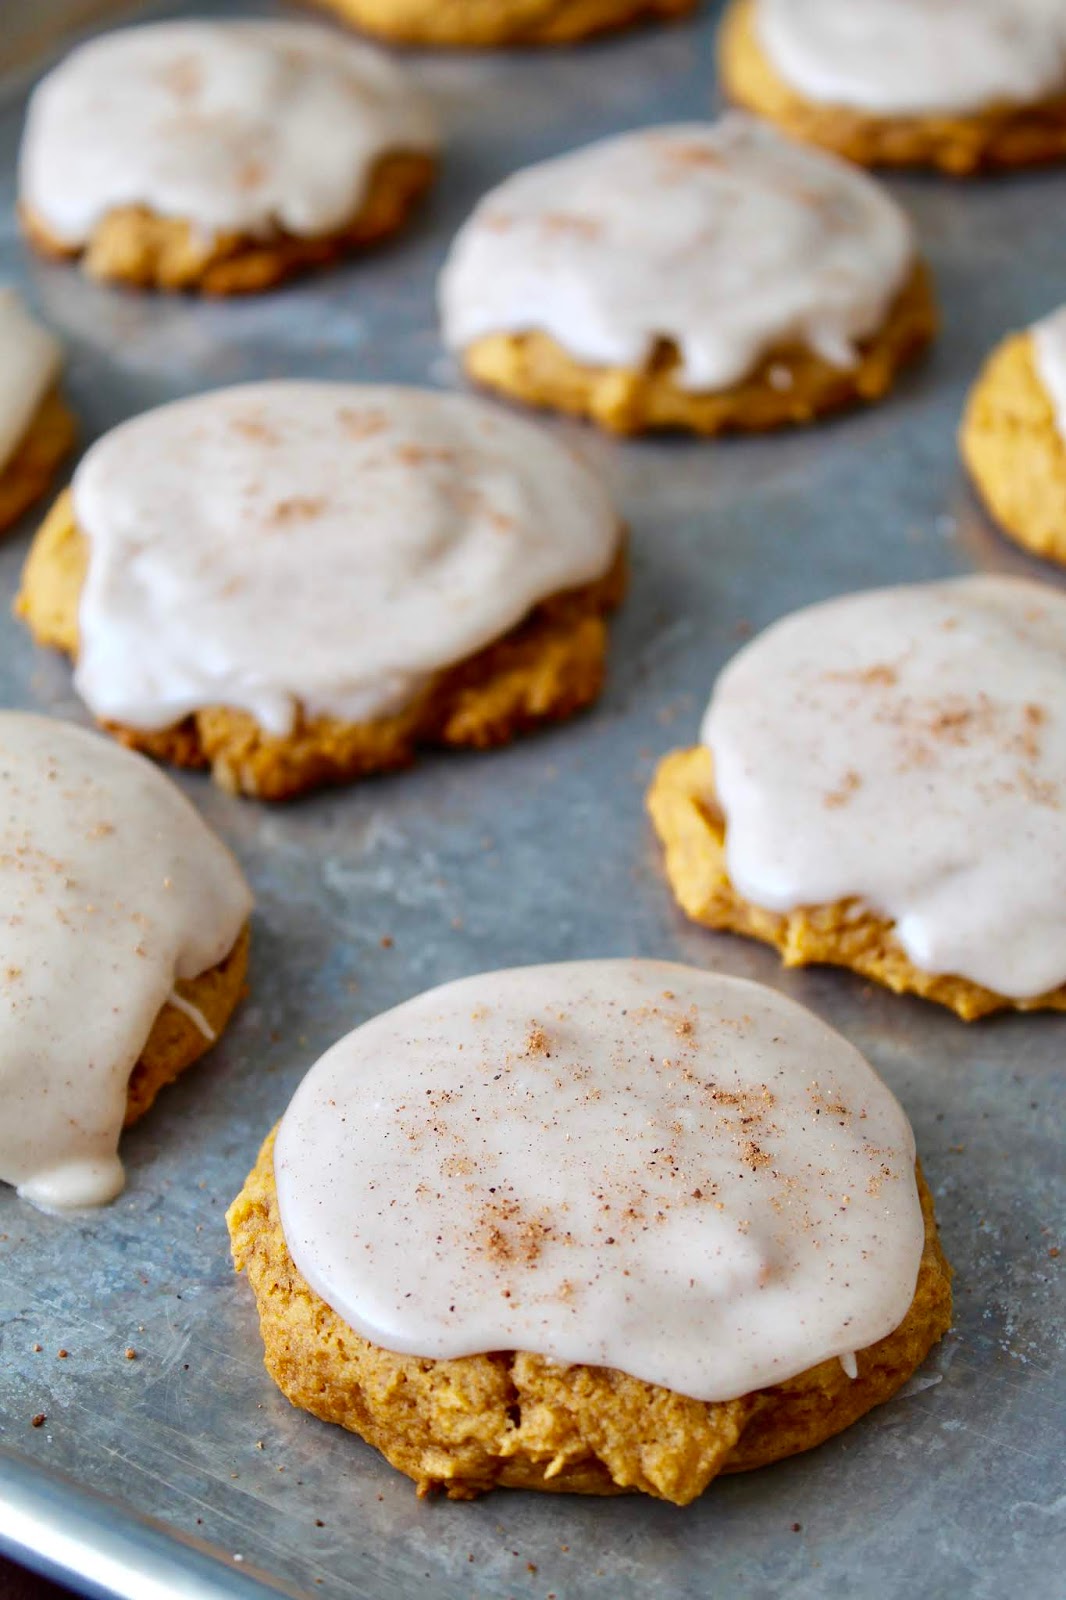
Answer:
xmin=0 ymin=714 xmax=251 ymax=1211
xmin=704 ymin=575 xmax=1066 ymax=999
xmin=274 ymin=960 xmax=922 ymax=1404
xmin=20 ymin=21 xmax=438 ymax=250
xmin=70 ymin=383 xmax=619 ymax=741
xmin=440 ymin=116 xmax=915 ymax=393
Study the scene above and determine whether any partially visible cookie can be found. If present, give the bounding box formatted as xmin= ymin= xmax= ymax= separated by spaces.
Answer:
xmin=719 ymin=0 xmax=1066 ymax=175
xmin=648 ymin=576 xmax=1066 ymax=1020
xmin=18 ymin=21 xmax=438 ymax=294
xmin=0 ymin=713 xmax=251 ymax=1212
xmin=228 ymin=961 xmax=951 ymax=1501
xmin=18 ymin=382 xmax=625 ymax=799
xmin=307 ymin=0 xmax=696 ymax=46
xmin=0 ymin=289 xmax=75 ymax=534
xmin=439 ymin=117 xmax=934 ymax=436
xmin=960 ymin=310 xmax=1066 ymax=566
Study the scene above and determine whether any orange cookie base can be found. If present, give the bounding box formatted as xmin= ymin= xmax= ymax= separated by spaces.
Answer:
xmin=227 ymin=1126 xmax=950 ymax=1503
xmin=306 ymin=0 xmax=696 ymax=47
xmin=0 ymin=388 xmax=76 ymax=535
xmin=20 ymin=152 xmax=435 ymax=294
xmin=960 ymin=329 xmax=1066 ymax=566
xmin=125 ymin=923 xmax=250 ymax=1126
xmin=16 ymin=491 xmax=626 ymax=800
xmin=459 ymin=264 xmax=935 ymax=436
xmin=647 ymin=746 xmax=1066 ymax=1021
xmin=719 ymin=0 xmax=1066 ymax=176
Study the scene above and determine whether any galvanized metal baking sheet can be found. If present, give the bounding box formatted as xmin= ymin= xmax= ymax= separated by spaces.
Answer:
xmin=0 ymin=2 xmax=1063 ymax=1596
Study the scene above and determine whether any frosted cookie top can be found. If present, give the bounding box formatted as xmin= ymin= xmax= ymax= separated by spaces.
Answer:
xmin=1032 ymin=305 xmax=1066 ymax=441
xmin=755 ymin=0 xmax=1066 ymax=118
xmin=438 ymin=116 xmax=915 ymax=393
xmin=0 ymin=289 xmax=61 ymax=474
xmin=18 ymin=20 xmax=437 ymax=247
xmin=703 ymin=575 xmax=1066 ymax=999
xmin=0 ymin=714 xmax=251 ymax=1211
xmin=275 ymin=960 xmax=923 ymax=1400
xmin=71 ymin=382 xmax=619 ymax=737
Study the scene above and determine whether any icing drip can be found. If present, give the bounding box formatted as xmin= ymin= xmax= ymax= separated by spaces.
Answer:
xmin=439 ymin=115 xmax=915 ymax=392
xmin=18 ymin=20 xmax=437 ymax=247
xmin=0 ymin=715 xmax=251 ymax=1210
xmin=0 ymin=288 xmax=61 ymax=473
xmin=1032 ymin=305 xmax=1066 ymax=441
xmin=275 ymin=960 xmax=923 ymax=1402
xmin=703 ymin=575 xmax=1066 ymax=998
xmin=166 ymin=990 xmax=217 ymax=1043
xmin=756 ymin=0 xmax=1066 ymax=118
xmin=71 ymin=382 xmax=619 ymax=737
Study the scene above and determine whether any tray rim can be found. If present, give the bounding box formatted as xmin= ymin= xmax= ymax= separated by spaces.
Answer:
xmin=0 ymin=1443 xmax=300 ymax=1600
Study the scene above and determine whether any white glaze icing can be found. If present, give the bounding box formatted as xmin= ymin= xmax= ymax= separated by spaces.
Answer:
xmin=0 ymin=714 xmax=251 ymax=1211
xmin=755 ymin=0 xmax=1066 ymax=118
xmin=1032 ymin=305 xmax=1066 ymax=441
xmin=0 ymin=288 xmax=61 ymax=474
xmin=274 ymin=960 xmax=923 ymax=1401
xmin=71 ymin=381 xmax=619 ymax=738
xmin=18 ymin=20 xmax=437 ymax=247
xmin=703 ymin=575 xmax=1066 ymax=999
xmin=438 ymin=115 xmax=915 ymax=392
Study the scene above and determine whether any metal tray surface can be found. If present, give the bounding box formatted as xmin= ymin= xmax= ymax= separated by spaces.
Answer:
xmin=0 ymin=2 xmax=1063 ymax=1596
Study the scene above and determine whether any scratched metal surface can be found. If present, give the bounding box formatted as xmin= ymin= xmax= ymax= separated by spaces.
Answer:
xmin=0 ymin=1 xmax=1063 ymax=1596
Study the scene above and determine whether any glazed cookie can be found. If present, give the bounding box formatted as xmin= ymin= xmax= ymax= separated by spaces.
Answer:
xmin=17 ymin=382 xmax=625 ymax=799
xmin=18 ymin=21 xmax=437 ymax=294
xmin=960 ymin=307 xmax=1066 ymax=565
xmin=0 ymin=713 xmax=251 ymax=1211
xmin=228 ymin=960 xmax=952 ymax=1503
xmin=438 ymin=116 xmax=934 ymax=436
xmin=719 ymin=0 xmax=1066 ymax=175
xmin=306 ymin=0 xmax=696 ymax=47
xmin=0 ymin=289 xmax=75 ymax=534
xmin=648 ymin=576 xmax=1066 ymax=1021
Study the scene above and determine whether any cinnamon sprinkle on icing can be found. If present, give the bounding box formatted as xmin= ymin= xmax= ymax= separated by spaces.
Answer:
xmin=274 ymin=960 xmax=922 ymax=1402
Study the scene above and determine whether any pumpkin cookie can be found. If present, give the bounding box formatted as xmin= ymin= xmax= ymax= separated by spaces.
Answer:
xmin=648 ymin=576 xmax=1066 ymax=1020
xmin=960 ymin=308 xmax=1066 ymax=566
xmin=228 ymin=960 xmax=951 ymax=1502
xmin=17 ymin=382 xmax=624 ymax=799
xmin=0 ymin=289 xmax=75 ymax=534
xmin=439 ymin=116 xmax=934 ymax=436
xmin=719 ymin=0 xmax=1066 ymax=175
xmin=0 ymin=713 xmax=251 ymax=1211
xmin=18 ymin=21 xmax=437 ymax=294
xmin=307 ymin=0 xmax=696 ymax=47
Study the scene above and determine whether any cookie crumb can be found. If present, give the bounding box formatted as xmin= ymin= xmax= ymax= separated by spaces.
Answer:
xmin=124 ymin=1346 xmax=137 ymax=1360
